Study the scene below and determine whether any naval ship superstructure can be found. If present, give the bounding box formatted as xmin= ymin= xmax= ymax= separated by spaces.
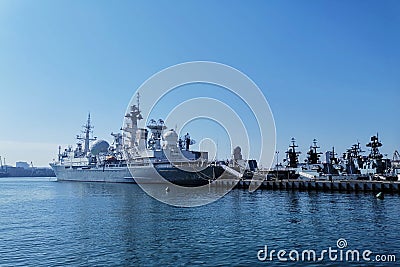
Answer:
xmin=50 ymin=113 xmax=133 ymax=183
xmin=50 ymin=95 xmax=225 ymax=185
xmin=280 ymin=135 xmax=398 ymax=181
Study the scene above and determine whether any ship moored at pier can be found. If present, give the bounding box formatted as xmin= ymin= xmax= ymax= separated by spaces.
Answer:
xmin=274 ymin=136 xmax=400 ymax=182
xmin=50 ymin=94 xmax=226 ymax=186
xmin=50 ymin=94 xmax=399 ymax=187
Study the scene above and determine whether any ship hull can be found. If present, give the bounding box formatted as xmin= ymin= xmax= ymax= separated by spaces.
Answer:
xmin=50 ymin=164 xmax=134 ymax=183
xmin=51 ymin=163 xmax=225 ymax=186
xmin=129 ymin=163 xmax=224 ymax=186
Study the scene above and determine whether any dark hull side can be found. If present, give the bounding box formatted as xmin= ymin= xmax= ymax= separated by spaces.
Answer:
xmin=154 ymin=164 xmax=225 ymax=187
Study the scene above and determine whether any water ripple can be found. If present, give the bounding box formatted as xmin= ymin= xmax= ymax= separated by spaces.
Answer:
xmin=0 ymin=178 xmax=399 ymax=266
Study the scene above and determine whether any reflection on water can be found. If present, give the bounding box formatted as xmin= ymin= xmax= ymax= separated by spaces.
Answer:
xmin=0 ymin=178 xmax=399 ymax=266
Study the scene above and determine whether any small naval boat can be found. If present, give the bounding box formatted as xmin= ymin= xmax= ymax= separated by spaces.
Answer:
xmin=50 ymin=95 xmax=226 ymax=186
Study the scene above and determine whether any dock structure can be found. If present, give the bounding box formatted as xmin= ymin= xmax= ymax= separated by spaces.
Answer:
xmin=213 ymin=179 xmax=400 ymax=193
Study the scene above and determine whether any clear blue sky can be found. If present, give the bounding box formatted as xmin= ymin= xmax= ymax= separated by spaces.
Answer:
xmin=0 ymin=0 xmax=399 ymax=166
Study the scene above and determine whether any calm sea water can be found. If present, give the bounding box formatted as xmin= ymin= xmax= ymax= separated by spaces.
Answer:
xmin=0 ymin=177 xmax=399 ymax=266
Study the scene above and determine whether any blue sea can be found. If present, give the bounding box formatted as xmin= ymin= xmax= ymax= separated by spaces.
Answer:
xmin=0 ymin=177 xmax=399 ymax=266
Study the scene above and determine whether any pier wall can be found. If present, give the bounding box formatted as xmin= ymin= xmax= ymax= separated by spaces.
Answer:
xmin=213 ymin=179 xmax=400 ymax=193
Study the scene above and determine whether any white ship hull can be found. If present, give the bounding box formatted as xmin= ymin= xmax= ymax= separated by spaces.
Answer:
xmin=51 ymin=163 xmax=220 ymax=185
xmin=50 ymin=164 xmax=134 ymax=183
xmin=50 ymin=99 xmax=220 ymax=186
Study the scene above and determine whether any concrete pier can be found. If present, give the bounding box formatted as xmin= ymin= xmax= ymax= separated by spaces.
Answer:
xmin=213 ymin=179 xmax=400 ymax=193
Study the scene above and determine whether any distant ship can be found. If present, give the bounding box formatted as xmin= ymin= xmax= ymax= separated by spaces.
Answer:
xmin=277 ymin=136 xmax=399 ymax=181
xmin=0 ymin=156 xmax=55 ymax=178
xmin=50 ymin=94 xmax=226 ymax=186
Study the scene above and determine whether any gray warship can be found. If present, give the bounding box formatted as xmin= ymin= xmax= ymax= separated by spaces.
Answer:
xmin=50 ymin=95 xmax=226 ymax=185
xmin=276 ymin=136 xmax=399 ymax=181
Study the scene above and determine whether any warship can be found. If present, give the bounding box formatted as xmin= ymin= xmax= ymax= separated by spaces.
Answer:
xmin=49 ymin=92 xmax=399 ymax=184
xmin=50 ymin=95 xmax=227 ymax=186
xmin=277 ymin=135 xmax=399 ymax=181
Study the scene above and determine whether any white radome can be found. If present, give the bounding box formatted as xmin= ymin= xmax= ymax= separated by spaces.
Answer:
xmin=90 ymin=139 xmax=110 ymax=155
xmin=163 ymin=129 xmax=178 ymax=142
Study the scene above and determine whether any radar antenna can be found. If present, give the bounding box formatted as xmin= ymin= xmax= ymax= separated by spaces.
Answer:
xmin=136 ymin=92 xmax=140 ymax=112
xmin=77 ymin=113 xmax=97 ymax=155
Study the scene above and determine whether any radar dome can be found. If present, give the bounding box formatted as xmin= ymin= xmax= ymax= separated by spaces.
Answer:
xmin=163 ymin=129 xmax=178 ymax=142
xmin=90 ymin=140 xmax=109 ymax=155
xmin=162 ymin=130 xmax=178 ymax=149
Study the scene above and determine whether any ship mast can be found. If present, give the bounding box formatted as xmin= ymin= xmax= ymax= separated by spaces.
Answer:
xmin=123 ymin=93 xmax=143 ymax=148
xmin=329 ymin=147 xmax=338 ymax=164
xmin=307 ymin=139 xmax=322 ymax=164
xmin=366 ymin=133 xmax=383 ymax=160
xmin=286 ymin=138 xmax=301 ymax=168
xmin=77 ymin=113 xmax=96 ymax=155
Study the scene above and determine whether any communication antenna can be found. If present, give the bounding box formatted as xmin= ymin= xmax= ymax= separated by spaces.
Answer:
xmin=216 ymin=138 xmax=219 ymax=160
xmin=137 ymin=92 xmax=140 ymax=111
